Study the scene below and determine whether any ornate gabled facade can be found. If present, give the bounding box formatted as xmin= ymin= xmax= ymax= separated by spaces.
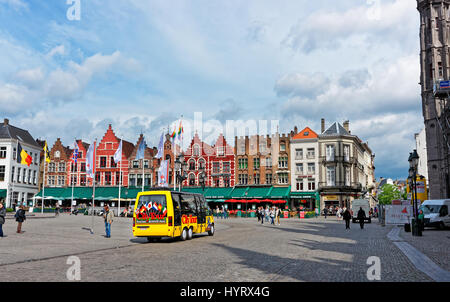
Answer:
xmin=235 ymin=131 xmax=293 ymax=187
xmin=67 ymin=140 xmax=90 ymax=187
xmin=95 ymin=125 xmax=134 ymax=187
xmin=183 ymin=133 xmax=235 ymax=187
xmin=45 ymin=138 xmax=72 ymax=188
xmin=318 ymin=119 xmax=376 ymax=209
xmin=128 ymin=134 xmax=155 ymax=188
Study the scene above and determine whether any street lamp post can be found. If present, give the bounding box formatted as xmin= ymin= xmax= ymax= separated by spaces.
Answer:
xmin=199 ymin=166 xmax=206 ymax=192
xmin=408 ymin=150 xmax=421 ymax=237
xmin=175 ymin=155 xmax=188 ymax=192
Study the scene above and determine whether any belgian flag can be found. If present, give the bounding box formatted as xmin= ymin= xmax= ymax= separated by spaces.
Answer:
xmin=17 ymin=143 xmax=32 ymax=166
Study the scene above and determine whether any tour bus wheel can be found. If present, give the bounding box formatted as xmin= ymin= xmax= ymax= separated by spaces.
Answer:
xmin=208 ymin=225 xmax=215 ymax=236
xmin=180 ymin=228 xmax=188 ymax=241
xmin=187 ymin=227 xmax=193 ymax=240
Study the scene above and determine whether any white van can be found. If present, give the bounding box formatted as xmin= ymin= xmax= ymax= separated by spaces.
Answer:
xmin=351 ymin=199 xmax=371 ymax=223
xmin=419 ymin=199 xmax=450 ymax=229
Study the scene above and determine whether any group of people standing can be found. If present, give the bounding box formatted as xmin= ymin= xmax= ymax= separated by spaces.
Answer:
xmin=215 ymin=206 xmax=229 ymax=219
xmin=257 ymin=206 xmax=282 ymax=226
xmin=0 ymin=202 xmax=27 ymax=237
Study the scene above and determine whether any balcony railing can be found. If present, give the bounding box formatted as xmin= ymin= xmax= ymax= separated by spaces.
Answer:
xmin=320 ymin=156 xmax=356 ymax=164
xmin=318 ymin=182 xmax=363 ymax=190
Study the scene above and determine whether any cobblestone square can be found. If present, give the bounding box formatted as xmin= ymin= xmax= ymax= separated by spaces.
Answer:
xmin=1 ymin=214 xmax=448 ymax=282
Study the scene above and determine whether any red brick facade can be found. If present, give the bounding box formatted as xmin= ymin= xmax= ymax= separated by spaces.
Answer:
xmin=94 ymin=125 xmax=134 ymax=187
xmin=183 ymin=133 xmax=235 ymax=187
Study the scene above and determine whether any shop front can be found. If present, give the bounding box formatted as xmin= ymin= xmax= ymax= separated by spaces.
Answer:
xmin=290 ymin=191 xmax=320 ymax=211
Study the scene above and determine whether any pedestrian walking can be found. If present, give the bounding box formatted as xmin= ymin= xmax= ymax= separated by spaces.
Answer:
xmin=276 ymin=207 xmax=281 ymax=225
xmin=265 ymin=207 xmax=269 ymax=222
xmin=357 ymin=207 xmax=366 ymax=229
xmin=270 ymin=207 xmax=275 ymax=225
xmin=0 ymin=202 xmax=6 ymax=237
xmin=15 ymin=205 xmax=26 ymax=234
xmin=323 ymin=207 xmax=328 ymax=219
xmin=343 ymin=208 xmax=351 ymax=230
xmin=55 ymin=202 xmax=60 ymax=217
xmin=103 ymin=205 xmax=114 ymax=238
xmin=260 ymin=207 xmax=265 ymax=224
xmin=315 ymin=207 xmax=319 ymax=218
xmin=257 ymin=207 xmax=261 ymax=222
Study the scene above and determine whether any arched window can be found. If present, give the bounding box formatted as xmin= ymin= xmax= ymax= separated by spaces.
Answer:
xmin=198 ymin=158 xmax=206 ymax=169
xmin=189 ymin=173 xmax=196 ymax=186
xmin=189 ymin=159 xmax=196 ymax=170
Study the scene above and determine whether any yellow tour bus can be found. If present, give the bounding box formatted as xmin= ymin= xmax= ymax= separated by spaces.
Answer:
xmin=132 ymin=189 xmax=215 ymax=242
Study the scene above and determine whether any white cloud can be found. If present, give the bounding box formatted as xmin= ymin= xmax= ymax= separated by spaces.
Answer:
xmin=0 ymin=0 xmax=27 ymax=10
xmin=282 ymin=0 xmax=418 ymax=54
xmin=275 ymin=72 xmax=330 ymax=98
xmin=280 ymin=55 xmax=421 ymax=119
xmin=46 ymin=45 xmax=65 ymax=58
xmin=1 ymin=51 xmax=140 ymax=113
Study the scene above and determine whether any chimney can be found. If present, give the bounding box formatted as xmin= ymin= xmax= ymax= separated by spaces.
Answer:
xmin=294 ymin=126 xmax=298 ymax=134
xmin=4 ymin=118 xmax=9 ymax=126
xmin=321 ymin=118 xmax=325 ymax=133
xmin=343 ymin=120 xmax=350 ymax=133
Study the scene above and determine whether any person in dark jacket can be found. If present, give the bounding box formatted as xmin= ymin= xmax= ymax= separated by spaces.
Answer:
xmin=343 ymin=208 xmax=352 ymax=230
xmin=15 ymin=205 xmax=26 ymax=234
xmin=357 ymin=207 xmax=366 ymax=229
xmin=323 ymin=207 xmax=328 ymax=219
xmin=0 ymin=202 xmax=6 ymax=237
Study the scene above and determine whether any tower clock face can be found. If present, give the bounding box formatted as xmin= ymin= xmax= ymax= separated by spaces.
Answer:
xmin=55 ymin=151 xmax=60 ymax=158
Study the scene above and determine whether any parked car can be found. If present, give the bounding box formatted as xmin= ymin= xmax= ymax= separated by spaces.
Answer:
xmin=420 ymin=199 xmax=450 ymax=229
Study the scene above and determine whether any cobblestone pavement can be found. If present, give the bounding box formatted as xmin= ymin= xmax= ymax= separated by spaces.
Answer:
xmin=398 ymin=225 xmax=450 ymax=271
xmin=0 ymin=214 xmax=444 ymax=282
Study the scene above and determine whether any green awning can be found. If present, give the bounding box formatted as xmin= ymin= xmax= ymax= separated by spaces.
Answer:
xmin=290 ymin=191 xmax=320 ymax=200
xmin=245 ymin=186 xmax=272 ymax=198
xmin=35 ymin=188 xmax=66 ymax=200
xmin=230 ymin=187 xmax=249 ymax=198
xmin=0 ymin=189 xmax=6 ymax=198
xmin=268 ymin=186 xmax=291 ymax=199
xmin=181 ymin=187 xmax=208 ymax=195
xmin=205 ymin=187 xmax=234 ymax=199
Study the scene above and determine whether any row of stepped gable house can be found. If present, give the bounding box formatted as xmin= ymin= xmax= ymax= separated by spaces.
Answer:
xmin=0 ymin=118 xmax=376 ymax=214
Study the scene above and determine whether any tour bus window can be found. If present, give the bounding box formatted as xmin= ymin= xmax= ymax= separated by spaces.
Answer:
xmin=180 ymin=194 xmax=197 ymax=214
xmin=171 ymin=193 xmax=182 ymax=225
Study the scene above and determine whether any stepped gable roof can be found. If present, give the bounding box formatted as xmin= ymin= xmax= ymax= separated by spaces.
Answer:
xmin=0 ymin=119 xmax=41 ymax=148
xmin=49 ymin=138 xmax=72 ymax=160
xmin=213 ymin=133 xmax=234 ymax=155
xmin=292 ymin=127 xmax=318 ymax=140
xmin=99 ymin=124 xmax=135 ymax=158
xmin=130 ymin=134 xmax=154 ymax=159
xmin=184 ymin=132 xmax=214 ymax=156
xmin=321 ymin=122 xmax=351 ymax=136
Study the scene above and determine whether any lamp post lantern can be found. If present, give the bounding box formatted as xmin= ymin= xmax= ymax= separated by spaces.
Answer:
xmin=408 ymin=150 xmax=422 ymax=236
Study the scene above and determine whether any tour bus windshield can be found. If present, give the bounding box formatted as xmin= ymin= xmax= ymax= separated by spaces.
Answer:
xmin=420 ymin=204 xmax=442 ymax=214
xmin=135 ymin=195 xmax=167 ymax=224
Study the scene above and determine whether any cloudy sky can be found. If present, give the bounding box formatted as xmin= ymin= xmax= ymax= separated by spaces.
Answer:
xmin=0 ymin=0 xmax=422 ymax=179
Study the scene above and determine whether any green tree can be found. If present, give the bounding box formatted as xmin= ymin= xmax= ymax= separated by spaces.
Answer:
xmin=378 ymin=184 xmax=402 ymax=205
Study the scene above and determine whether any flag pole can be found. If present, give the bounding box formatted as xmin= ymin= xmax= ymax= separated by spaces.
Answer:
xmin=142 ymin=158 xmax=144 ymax=192
xmin=71 ymin=140 xmax=75 ymax=214
xmin=118 ymin=139 xmax=122 ymax=217
xmin=91 ymin=140 xmax=96 ymax=234
xmin=173 ymin=124 xmax=177 ymax=191
xmin=42 ymin=151 xmax=46 ymax=214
